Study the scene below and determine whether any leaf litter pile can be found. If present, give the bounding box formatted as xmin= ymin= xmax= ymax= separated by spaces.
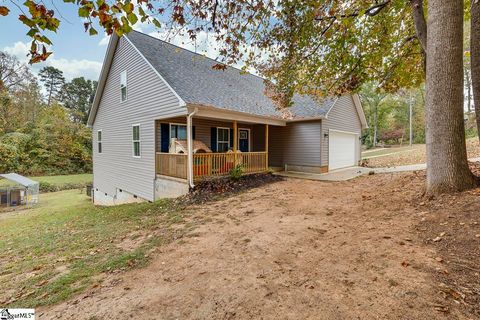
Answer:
xmin=181 ymin=173 xmax=284 ymax=205
xmin=414 ymin=162 xmax=480 ymax=317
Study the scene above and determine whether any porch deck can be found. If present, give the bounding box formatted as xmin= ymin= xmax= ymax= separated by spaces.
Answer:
xmin=154 ymin=113 xmax=272 ymax=182
xmin=156 ymin=151 xmax=268 ymax=180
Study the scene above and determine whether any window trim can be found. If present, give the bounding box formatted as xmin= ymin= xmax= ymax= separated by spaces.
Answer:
xmin=132 ymin=124 xmax=141 ymax=158
xmin=120 ymin=70 xmax=127 ymax=102
xmin=217 ymin=127 xmax=230 ymax=152
xmin=169 ymin=123 xmax=187 ymax=140
xmin=97 ymin=129 xmax=103 ymax=154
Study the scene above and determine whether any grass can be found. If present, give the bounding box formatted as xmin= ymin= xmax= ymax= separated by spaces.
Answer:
xmin=363 ymin=137 xmax=480 ymax=167
xmin=31 ymin=173 xmax=93 ymax=186
xmin=0 ymin=173 xmax=93 ymax=192
xmin=362 ymin=145 xmax=424 ymax=159
xmin=0 ymin=189 xmax=189 ymax=308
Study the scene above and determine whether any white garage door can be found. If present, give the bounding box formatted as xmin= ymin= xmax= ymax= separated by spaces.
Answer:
xmin=329 ymin=130 xmax=358 ymax=170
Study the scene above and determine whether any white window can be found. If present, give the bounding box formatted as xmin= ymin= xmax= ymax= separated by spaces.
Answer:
xmin=132 ymin=125 xmax=140 ymax=157
xmin=120 ymin=70 xmax=127 ymax=102
xmin=217 ymin=127 xmax=230 ymax=152
xmin=97 ymin=130 xmax=102 ymax=154
xmin=170 ymin=123 xmax=187 ymax=140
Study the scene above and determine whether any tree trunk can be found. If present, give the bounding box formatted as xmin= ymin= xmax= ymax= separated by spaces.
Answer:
xmin=425 ymin=0 xmax=476 ymax=194
xmin=465 ymin=67 xmax=472 ymax=113
xmin=373 ymin=105 xmax=378 ymax=147
xmin=47 ymin=81 xmax=53 ymax=107
xmin=472 ymin=0 xmax=480 ymax=142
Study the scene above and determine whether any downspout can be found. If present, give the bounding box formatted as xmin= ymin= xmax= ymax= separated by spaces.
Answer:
xmin=187 ymin=107 xmax=198 ymax=188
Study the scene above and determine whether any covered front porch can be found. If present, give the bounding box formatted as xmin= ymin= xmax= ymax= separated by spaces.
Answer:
xmin=154 ymin=107 xmax=282 ymax=185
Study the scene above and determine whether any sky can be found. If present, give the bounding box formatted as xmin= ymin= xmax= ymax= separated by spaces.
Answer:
xmin=0 ymin=2 xmax=223 ymax=82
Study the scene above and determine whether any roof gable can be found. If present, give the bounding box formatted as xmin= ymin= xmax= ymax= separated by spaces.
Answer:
xmin=125 ymin=31 xmax=335 ymax=119
xmin=88 ymin=30 xmax=363 ymax=125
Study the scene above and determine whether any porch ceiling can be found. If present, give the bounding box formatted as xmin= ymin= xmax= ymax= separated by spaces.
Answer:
xmin=187 ymin=104 xmax=286 ymax=126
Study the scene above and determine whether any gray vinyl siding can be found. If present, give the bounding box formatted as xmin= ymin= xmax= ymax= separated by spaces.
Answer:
xmin=321 ymin=95 xmax=362 ymax=166
xmin=268 ymin=125 xmax=285 ymax=167
xmin=92 ymin=37 xmax=186 ymax=201
xmin=252 ymin=125 xmax=266 ymax=152
xmin=268 ymin=121 xmax=322 ymax=167
xmin=155 ymin=118 xmax=267 ymax=152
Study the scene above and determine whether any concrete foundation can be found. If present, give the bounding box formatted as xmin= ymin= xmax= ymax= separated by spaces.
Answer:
xmin=155 ymin=175 xmax=189 ymax=200
xmin=93 ymin=188 xmax=145 ymax=206
xmin=284 ymin=164 xmax=329 ymax=174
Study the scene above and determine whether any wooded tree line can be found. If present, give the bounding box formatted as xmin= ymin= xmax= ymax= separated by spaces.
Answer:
xmin=0 ymin=52 xmax=95 ymax=175
xmin=361 ymin=19 xmax=477 ymax=149
xmin=360 ymin=84 xmax=427 ymax=148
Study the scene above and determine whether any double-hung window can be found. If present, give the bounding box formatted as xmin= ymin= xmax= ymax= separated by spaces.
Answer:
xmin=170 ymin=124 xmax=187 ymax=140
xmin=217 ymin=128 xmax=230 ymax=152
xmin=120 ymin=70 xmax=127 ymax=102
xmin=97 ymin=130 xmax=102 ymax=153
xmin=132 ymin=125 xmax=141 ymax=157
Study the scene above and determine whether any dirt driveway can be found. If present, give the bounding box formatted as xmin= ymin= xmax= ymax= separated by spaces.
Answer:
xmin=40 ymin=173 xmax=479 ymax=319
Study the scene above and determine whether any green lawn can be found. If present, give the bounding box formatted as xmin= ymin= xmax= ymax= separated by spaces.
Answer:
xmin=362 ymin=145 xmax=424 ymax=159
xmin=31 ymin=173 xmax=93 ymax=186
xmin=0 ymin=173 xmax=93 ymax=192
xmin=0 ymin=189 xmax=190 ymax=308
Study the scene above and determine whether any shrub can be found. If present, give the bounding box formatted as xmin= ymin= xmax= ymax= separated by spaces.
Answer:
xmin=229 ymin=164 xmax=244 ymax=181
xmin=39 ymin=181 xmax=90 ymax=193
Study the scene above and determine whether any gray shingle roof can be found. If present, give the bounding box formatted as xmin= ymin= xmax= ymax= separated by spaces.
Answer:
xmin=127 ymin=31 xmax=335 ymax=119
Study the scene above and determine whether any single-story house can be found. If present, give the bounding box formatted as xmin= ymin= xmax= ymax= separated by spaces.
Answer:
xmin=87 ymin=30 xmax=367 ymax=206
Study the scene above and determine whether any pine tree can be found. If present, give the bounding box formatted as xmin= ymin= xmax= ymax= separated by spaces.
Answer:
xmin=39 ymin=66 xmax=65 ymax=106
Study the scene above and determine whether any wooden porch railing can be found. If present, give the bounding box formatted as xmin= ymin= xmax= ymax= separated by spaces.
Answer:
xmin=193 ymin=152 xmax=268 ymax=179
xmin=156 ymin=152 xmax=268 ymax=180
xmin=155 ymin=153 xmax=188 ymax=179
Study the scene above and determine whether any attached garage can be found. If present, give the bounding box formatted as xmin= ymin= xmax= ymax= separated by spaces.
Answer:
xmin=328 ymin=130 xmax=359 ymax=170
xmin=268 ymin=95 xmax=367 ymax=174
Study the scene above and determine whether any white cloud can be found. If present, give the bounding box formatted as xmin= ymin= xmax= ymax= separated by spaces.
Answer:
xmin=133 ymin=21 xmax=150 ymax=32
xmin=3 ymin=41 xmax=102 ymax=81
xmin=98 ymin=35 xmax=110 ymax=46
xmin=45 ymin=58 xmax=102 ymax=80
xmin=4 ymin=41 xmax=30 ymax=64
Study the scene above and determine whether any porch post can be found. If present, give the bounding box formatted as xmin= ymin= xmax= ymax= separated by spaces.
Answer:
xmin=233 ymin=120 xmax=238 ymax=164
xmin=187 ymin=115 xmax=193 ymax=187
xmin=265 ymin=124 xmax=269 ymax=171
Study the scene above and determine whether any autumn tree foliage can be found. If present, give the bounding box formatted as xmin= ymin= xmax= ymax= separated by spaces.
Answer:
xmin=0 ymin=52 xmax=92 ymax=175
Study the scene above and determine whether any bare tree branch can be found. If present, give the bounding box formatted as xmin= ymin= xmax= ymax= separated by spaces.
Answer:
xmin=410 ymin=0 xmax=427 ymax=53
xmin=315 ymin=1 xmax=391 ymax=21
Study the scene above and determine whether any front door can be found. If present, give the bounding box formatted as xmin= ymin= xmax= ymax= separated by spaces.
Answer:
xmin=238 ymin=129 xmax=250 ymax=152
